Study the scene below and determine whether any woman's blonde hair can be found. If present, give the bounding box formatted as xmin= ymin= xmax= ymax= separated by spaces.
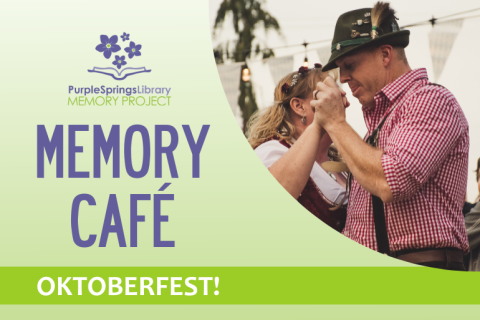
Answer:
xmin=246 ymin=67 xmax=338 ymax=149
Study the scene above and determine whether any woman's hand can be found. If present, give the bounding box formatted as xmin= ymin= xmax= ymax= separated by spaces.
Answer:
xmin=313 ymin=80 xmax=350 ymax=108
xmin=312 ymin=110 xmax=326 ymax=137
xmin=340 ymin=87 xmax=350 ymax=108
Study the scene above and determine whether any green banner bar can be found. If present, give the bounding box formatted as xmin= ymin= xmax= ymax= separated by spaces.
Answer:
xmin=0 ymin=267 xmax=478 ymax=304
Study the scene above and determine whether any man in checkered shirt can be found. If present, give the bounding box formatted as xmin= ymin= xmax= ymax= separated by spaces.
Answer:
xmin=312 ymin=3 xmax=469 ymax=270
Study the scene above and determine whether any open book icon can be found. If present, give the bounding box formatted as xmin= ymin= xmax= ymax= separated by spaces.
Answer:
xmin=88 ymin=67 xmax=151 ymax=80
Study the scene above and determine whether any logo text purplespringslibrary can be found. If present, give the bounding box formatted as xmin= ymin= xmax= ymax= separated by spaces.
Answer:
xmin=69 ymin=85 xmax=171 ymax=96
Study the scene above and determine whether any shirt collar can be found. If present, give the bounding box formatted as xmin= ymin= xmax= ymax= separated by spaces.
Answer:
xmin=361 ymin=68 xmax=429 ymax=131
xmin=379 ymin=68 xmax=429 ymax=103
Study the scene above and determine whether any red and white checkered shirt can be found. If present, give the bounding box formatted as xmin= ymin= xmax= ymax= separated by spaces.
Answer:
xmin=342 ymin=68 xmax=470 ymax=254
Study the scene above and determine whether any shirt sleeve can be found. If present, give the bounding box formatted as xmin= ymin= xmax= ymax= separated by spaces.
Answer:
xmin=254 ymin=141 xmax=288 ymax=168
xmin=381 ymin=88 xmax=466 ymax=202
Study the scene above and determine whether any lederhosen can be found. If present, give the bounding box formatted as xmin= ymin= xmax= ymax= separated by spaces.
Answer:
xmin=361 ymin=83 xmax=464 ymax=269
xmin=257 ymin=137 xmax=347 ymax=232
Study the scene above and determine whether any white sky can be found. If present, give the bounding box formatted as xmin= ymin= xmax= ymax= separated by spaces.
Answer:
xmin=209 ymin=0 xmax=480 ymax=202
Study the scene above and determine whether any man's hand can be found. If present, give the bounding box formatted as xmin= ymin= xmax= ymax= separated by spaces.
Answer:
xmin=311 ymin=76 xmax=349 ymax=131
xmin=311 ymin=77 xmax=393 ymax=203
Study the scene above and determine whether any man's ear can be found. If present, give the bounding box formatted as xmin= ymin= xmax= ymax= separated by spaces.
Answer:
xmin=289 ymin=97 xmax=304 ymax=117
xmin=379 ymin=45 xmax=393 ymax=67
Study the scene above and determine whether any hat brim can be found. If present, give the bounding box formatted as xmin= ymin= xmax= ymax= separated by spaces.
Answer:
xmin=322 ymin=30 xmax=410 ymax=72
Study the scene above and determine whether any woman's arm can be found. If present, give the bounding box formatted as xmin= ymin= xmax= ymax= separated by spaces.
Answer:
xmin=268 ymin=123 xmax=324 ymax=199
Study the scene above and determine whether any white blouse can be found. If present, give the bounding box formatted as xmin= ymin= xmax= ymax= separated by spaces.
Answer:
xmin=255 ymin=140 xmax=347 ymax=206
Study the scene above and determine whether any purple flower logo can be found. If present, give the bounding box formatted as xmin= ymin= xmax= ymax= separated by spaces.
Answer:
xmin=95 ymin=35 xmax=121 ymax=59
xmin=89 ymin=32 xmax=151 ymax=80
xmin=112 ymin=55 xmax=127 ymax=69
xmin=125 ymin=41 xmax=142 ymax=59
xmin=120 ymin=32 xmax=130 ymax=42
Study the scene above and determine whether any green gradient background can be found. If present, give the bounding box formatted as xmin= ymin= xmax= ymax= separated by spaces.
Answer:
xmin=0 ymin=0 xmax=478 ymax=318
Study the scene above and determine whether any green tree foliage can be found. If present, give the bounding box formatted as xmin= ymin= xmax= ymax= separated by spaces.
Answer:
xmin=213 ymin=0 xmax=281 ymax=131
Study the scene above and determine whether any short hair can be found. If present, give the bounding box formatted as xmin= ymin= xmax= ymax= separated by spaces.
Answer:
xmin=393 ymin=46 xmax=408 ymax=63
xmin=363 ymin=45 xmax=408 ymax=64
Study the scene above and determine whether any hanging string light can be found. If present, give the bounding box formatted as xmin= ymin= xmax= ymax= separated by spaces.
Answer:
xmin=302 ymin=41 xmax=309 ymax=68
xmin=214 ymin=7 xmax=480 ymax=64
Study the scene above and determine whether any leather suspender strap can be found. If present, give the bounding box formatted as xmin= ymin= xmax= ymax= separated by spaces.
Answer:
xmin=367 ymin=122 xmax=391 ymax=255
xmin=365 ymin=104 xmax=398 ymax=256
xmin=371 ymin=194 xmax=391 ymax=255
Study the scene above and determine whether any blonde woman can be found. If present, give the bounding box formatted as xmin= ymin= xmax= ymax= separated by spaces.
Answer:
xmin=246 ymin=64 xmax=349 ymax=231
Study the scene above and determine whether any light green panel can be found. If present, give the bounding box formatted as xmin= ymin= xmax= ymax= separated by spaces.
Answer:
xmin=1 ymin=305 xmax=479 ymax=320
xmin=0 ymin=0 xmax=409 ymax=268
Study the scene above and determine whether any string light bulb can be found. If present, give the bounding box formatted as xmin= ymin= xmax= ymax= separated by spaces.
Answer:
xmin=302 ymin=41 xmax=309 ymax=68
xmin=303 ymin=57 xmax=309 ymax=68
xmin=242 ymin=65 xmax=250 ymax=82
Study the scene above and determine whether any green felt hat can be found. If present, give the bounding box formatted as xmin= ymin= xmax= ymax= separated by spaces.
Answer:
xmin=322 ymin=6 xmax=410 ymax=72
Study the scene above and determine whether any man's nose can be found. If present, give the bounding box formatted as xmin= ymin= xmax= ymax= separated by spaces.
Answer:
xmin=339 ymin=70 xmax=350 ymax=84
